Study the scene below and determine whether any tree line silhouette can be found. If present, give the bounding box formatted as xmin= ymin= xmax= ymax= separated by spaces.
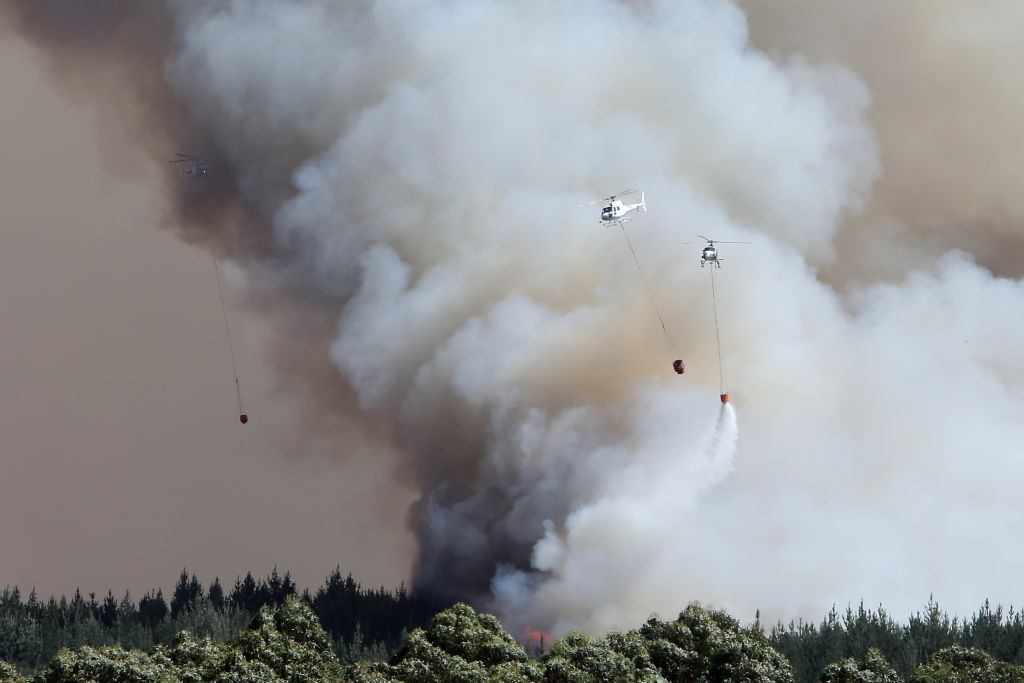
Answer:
xmin=3 ymin=568 xmax=1024 ymax=681
xmin=0 ymin=567 xmax=440 ymax=675
xmin=768 ymin=596 xmax=1024 ymax=683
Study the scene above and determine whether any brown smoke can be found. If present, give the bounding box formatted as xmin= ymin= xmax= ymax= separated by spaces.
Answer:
xmin=8 ymin=1 xmax=1024 ymax=635
xmin=737 ymin=0 xmax=1024 ymax=282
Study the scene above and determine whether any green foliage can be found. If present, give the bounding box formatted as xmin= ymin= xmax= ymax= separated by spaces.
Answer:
xmin=228 ymin=568 xmax=296 ymax=616
xmin=487 ymin=660 xmax=548 ymax=682
xmin=383 ymin=603 xmax=542 ymax=682
xmin=138 ymin=590 xmax=169 ymax=630
xmin=639 ymin=603 xmax=794 ymax=683
xmin=63 ymin=615 xmax=115 ymax=651
xmin=153 ymin=599 xmax=250 ymax=645
xmin=232 ymin=595 xmax=344 ymax=682
xmin=603 ymin=630 xmax=666 ymax=681
xmin=389 ymin=629 xmax=491 ymax=681
xmin=32 ymin=596 xmax=341 ymax=683
xmin=16 ymin=572 xmax=1024 ymax=683
xmin=912 ymin=645 xmax=1024 ymax=683
xmin=0 ymin=613 xmax=43 ymax=669
xmin=158 ymin=630 xmax=229 ymax=681
xmin=0 ymin=659 xmax=24 ymax=683
xmin=32 ymin=646 xmax=176 ymax=683
xmin=113 ymin=614 xmax=153 ymax=653
xmin=171 ymin=571 xmax=205 ymax=620
xmin=334 ymin=624 xmax=390 ymax=665
xmin=421 ymin=603 xmax=531 ymax=668
xmin=773 ymin=597 xmax=1024 ymax=683
xmin=369 ymin=602 xmax=793 ymax=683
xmin=208 ymin=579 xmax=225 ymax=612
xmin=904 ymin=598 xmax=957 ymax=669
xmin=346 ymin=662 xmax=400 ymax=683
xmin=542 ymin=631 xmax=645 ymax=682
xmin=310 ymin=569 xmax=438 ymax=655
xmin=0 ymin=567 xmax=437 ymax=675
xmin=820 ymin=648 xmax=902 ymax=683
xmin=525 ymin=603 xmax=792 ymax=682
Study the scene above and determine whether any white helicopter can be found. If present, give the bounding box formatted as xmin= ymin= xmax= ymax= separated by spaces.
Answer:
xmin=582 ymin=190 xmax=647 ymax=225
xmin=169 ymin=153 xmax=209 ymax=178
xmin=696 ymin=235 xmax=749 ymax=268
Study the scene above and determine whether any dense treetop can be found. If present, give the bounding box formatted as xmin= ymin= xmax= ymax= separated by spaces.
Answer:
xmin=4 ymin=598 xmax=796 ymax=683
xmin=5 ymin=569 xmax=1024 ymax=682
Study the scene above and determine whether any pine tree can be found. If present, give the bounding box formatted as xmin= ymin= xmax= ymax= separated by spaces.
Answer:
xmin=207 ymin=578 xmax=224 ymax=611
xmin=170 ymin=570 xmax=203 ymax=618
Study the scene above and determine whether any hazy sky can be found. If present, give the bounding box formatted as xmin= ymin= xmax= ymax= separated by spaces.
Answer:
xmin=4 ymin=0 xmax=1024 ymax=638
xmin=0 ymin=33 xmax=416 ymax=601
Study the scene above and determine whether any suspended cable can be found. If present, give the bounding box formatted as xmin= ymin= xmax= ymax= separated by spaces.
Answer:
xmin=210 ymin=245 xmax=248 ymax=424
xmin=618 ymin=222 xmax=680 ymax=357
xmin=710 ymin=265 xmax=725 ymax=395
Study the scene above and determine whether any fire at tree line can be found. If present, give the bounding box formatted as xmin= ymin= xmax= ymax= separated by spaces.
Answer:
xmin=2 ymin=569 xmax=1024 ymax=682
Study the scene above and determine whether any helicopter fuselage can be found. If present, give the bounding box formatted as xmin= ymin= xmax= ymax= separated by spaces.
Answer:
xmin=178 ymin=164 xmax=208 ymax=178
xmin=696 ymin=235 xmax=747 ymax=267
xmin=601 ymin=199 xmax=644 ymax=224
xmin=170 ymin=153 xmax=208 ymax=179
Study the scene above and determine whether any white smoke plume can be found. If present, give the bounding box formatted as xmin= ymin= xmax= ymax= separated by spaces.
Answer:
xmin=7 ymin=0 xmax=1024 ymax=635
xmin=492 ymin=403 xmax=740 ymax=636
xmin=156 ymin=0 xmax=879 ymax=631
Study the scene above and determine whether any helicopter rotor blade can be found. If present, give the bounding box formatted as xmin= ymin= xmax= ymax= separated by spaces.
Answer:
xmin=597 ymin=189 xmax=640 ymax=202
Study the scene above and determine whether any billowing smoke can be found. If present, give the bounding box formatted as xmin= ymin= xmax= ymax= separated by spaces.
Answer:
xmin=492 ymin=403 xmax=740 ymax=635
xmin=6 ymin=0 xmax=1024 ymax=635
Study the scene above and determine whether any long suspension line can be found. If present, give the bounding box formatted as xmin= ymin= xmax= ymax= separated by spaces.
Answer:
xmin=210 ymin=246 xmax=247 ymax=423
xmin=619 ymin=222 xmax=679 ymax=356
xmin=710 ymin=265 xmax=725 ymax=394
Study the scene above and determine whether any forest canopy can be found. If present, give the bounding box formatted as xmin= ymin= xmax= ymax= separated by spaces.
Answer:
xmin=3 ymin=570 xmax=1024 ymax=682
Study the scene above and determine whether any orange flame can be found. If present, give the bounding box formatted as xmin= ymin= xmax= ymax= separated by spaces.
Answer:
xmin=521 ymin=627 xmax=552 ymax=652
